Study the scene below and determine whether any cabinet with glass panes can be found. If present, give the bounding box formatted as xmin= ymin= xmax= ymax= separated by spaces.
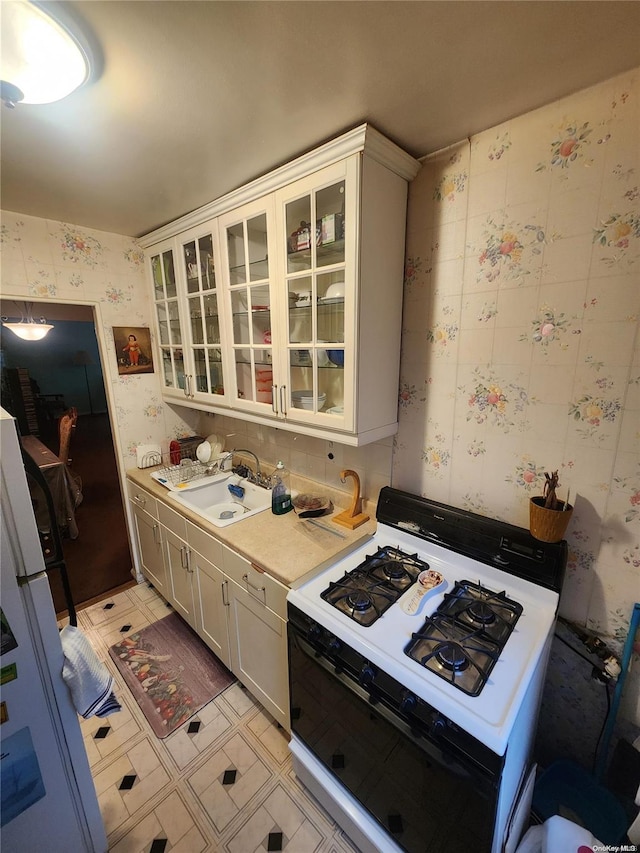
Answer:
xmin=141 ymin=125 xmax=420 ymax=445
xmin=217 ymin=196 xmax=279 ymax=417
xmin=149 ymin=237 xmax=187 ymax=402
xmin=273 ymin=160 xmax=350 ymax=431
xmin=148 ymin=226 xmax=229 ymax=407
xmin=178 ymin=225 xmax=228 ymax=404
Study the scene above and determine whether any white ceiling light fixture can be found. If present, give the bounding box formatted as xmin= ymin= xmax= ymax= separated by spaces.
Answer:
xmin=1 ymin=0 xmax=92 ymax=108
xmin=2 ymin=303 xmax=54 ymax=340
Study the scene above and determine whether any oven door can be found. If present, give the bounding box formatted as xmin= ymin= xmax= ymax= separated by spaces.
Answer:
xmin=288 ymin=622 xmax=499 ymax=853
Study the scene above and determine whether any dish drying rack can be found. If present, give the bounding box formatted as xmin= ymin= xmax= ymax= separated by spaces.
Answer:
xmin=150 ymin=448 xmax=223 ymax=491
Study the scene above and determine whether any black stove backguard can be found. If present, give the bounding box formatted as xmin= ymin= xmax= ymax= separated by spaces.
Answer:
xmin=376 ymin=487 xmax=567 ymax=595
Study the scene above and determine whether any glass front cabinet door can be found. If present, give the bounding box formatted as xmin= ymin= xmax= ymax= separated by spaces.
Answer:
xmin=177 ymin=224 xmax=229 ymax=405
xmin=274 ymin=159 xmax=357 ymax=432
xmin=218 ymin=197 xmax=279 ymax=416
xmin=149 ymin=239 xmax=187 ymax=400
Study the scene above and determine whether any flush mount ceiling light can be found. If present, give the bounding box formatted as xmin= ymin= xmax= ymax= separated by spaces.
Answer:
xmin=1 ymin=0 xmax=92 ymax=107
xmin=2 ymin=302 xmax=54 ymax=340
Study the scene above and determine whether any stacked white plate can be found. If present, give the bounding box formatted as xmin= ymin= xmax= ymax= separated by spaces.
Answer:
xmin=291 ymin=390 xmax=326 ymax=410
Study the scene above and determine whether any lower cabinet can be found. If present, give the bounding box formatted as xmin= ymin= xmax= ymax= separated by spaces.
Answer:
xmin=127 ymin=480 xmax=291 ymax=731
xmin=159 ymin=503 xmax=198 ymax=631
xmin=221 ymin=546 xmax=290 ymax=730
xmin=193 ymin=548 xmax=232 ymax=670
xmin=163 ymin=526 xmax=198 ymax=630
xmin=129 ymin=485 xmax=167 ymax=597
xmin=226 ymin=576 xmax=290 ymax=730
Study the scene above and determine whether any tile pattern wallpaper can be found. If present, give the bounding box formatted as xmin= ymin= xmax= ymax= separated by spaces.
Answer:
xmin=395 ymin=68 xmax=639 ymax=726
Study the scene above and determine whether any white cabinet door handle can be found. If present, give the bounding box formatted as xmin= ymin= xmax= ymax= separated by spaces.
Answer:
xmin=272 ymin=384 xmax=278 ymax=415
xmin=133 ymin=494 xmax=146 ymax=507
xmin=280 ymin=385 xmax=287 ymax=416
xmin=180 ymin=544 xmax=187 ymax=569
xmin=152 ymin=523 xmax=159 ymax=544
xmin=222 ymin=579 xmax=229 ymax=607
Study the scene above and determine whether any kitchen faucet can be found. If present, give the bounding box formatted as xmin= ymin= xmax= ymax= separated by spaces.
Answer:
xmin=206 ymin=449 xmax=270 ymax=488
xmin=231 ymin=449 xmax=272 ymax=488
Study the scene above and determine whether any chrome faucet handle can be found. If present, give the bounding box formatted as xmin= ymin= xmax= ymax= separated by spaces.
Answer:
xmin=231 ymin=448 xmax=262 ymax=477
xmin=253 ymin=471 xmax=273 ymax=490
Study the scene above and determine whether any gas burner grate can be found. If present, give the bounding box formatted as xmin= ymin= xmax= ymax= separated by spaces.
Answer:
xmin=361 ymin=546 xmax=427 ymax=588
xmin=321 ymin=570 xmax=401 ymax=627
xmin=320 ymin=546 xmax=428 ymax=626
xmin=439 ymin=580 xmax=523 ymax=647
xmin=404 ymin=580 xmax=523 ymax=696
xmin=404 ymin=613 xmax=501 ymax=696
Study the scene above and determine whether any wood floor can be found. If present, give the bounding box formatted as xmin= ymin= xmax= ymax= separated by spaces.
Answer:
xmin=40 ymin=412 xmax=134 ymax=614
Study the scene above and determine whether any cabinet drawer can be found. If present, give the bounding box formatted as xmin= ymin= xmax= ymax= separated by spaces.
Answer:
xmin=158 ymin=501 xmax=187 ymax=539
xmin=127 ymin=481 xmax=158 ymax=518
xmin=223 ymin=546 xmax=288 ymax=618
xmin=187 ymin=520 xmax=223 ymax=568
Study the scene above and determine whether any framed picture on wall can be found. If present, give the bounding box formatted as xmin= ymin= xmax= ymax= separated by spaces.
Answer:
xmin=112 ymin=327 xmax=154 ymax=376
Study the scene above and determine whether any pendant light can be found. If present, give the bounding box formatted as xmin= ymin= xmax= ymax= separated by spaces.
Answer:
xmin=1 ymin=1 xmax=92 ymax=108
xmin=2 ymin=302 xmax=54 ymax=340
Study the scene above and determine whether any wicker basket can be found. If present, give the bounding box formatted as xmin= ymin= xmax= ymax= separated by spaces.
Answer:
xmin=529 ymin=496 xmax=573 ymax=542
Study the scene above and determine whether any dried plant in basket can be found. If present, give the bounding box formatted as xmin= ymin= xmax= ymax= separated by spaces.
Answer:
xmin=543 ymin=470 xmax=561 ymax=510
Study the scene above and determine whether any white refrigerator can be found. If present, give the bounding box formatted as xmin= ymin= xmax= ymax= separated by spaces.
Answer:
xmin=0 ymin=408 xmax=107 ymax=852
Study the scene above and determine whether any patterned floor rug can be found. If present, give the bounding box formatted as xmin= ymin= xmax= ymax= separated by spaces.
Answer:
xmin=109 ymin=613 xmax=235 ymax=738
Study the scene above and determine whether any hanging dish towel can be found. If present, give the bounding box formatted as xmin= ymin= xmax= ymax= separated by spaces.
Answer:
xmin=60 ymin=625 xmax=121 ymax=718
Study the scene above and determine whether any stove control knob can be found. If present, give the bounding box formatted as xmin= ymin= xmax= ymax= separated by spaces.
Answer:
xmin=307 ymin=624 xmax=322 ymax=644
xmin=327 ymin=637 xmax=342 ymax=656
xmin=400 ymin=691 xmax=417 ymax=714
xmin=359 ymin=663 xmax=376 ymax=687
xmin=431 ymin=715 xmax=447 ymax=735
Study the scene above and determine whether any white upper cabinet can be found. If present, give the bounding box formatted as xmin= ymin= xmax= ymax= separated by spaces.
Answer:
xmin=177 ymin=223 xmax=229 ymax=406
xmin=218 ymin=195 xmax=279 ymax=417
xmin=273 ymin=159 xmax=354 ymax=432
xmin=140 ymin=125 xmax=420 ymax=445
xmin=150 ymin=238 xmax=186 ymax=400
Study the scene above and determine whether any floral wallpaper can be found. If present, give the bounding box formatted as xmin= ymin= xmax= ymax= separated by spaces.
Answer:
xmin=395 ymin=67 xmax=640 ymax=731
xmin=0 ymin=213 xmax=200 ymax=476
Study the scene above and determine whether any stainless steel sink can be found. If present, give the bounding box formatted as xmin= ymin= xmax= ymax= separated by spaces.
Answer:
xmin=169 ymin=474 xmax=272 ymax=527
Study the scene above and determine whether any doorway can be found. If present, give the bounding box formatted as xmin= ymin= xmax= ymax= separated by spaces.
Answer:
xmin=1 ymin=300 xmax=133 ymax=612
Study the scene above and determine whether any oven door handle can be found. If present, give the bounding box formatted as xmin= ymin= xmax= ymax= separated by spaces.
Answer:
xmin=291 ymin=629 xmax=495 ymax=791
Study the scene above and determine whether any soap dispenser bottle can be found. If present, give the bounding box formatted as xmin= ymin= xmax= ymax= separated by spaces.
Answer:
xmin=271 ymin=461 xmax=292 ymax=515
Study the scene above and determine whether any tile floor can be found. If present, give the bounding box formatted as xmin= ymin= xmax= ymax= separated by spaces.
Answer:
xmin=68 ymin=582 xmax=361 ymax=853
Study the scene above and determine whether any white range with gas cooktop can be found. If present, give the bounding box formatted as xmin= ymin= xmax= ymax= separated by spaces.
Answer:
xmin=287 ymin=487 xmax=567 ymax=853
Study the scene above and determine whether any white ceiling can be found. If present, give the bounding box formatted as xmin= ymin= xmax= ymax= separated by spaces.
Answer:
xmin=1 ymin=1 xmax=639 ymax=239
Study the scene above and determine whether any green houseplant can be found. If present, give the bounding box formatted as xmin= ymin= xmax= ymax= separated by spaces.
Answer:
xmin=529 ymin=470 xmax=573 ymax=542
